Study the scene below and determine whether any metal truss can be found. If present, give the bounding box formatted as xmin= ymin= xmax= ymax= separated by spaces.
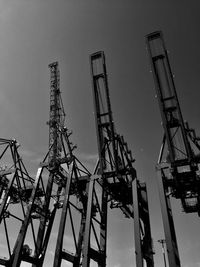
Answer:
xmin=53 ymin=151 xmax=92 ymax=267
xmin=6 ymin=62 xmax=90 ymax=267
xmin=0 ymin=138 xmax=34 ymax=266
xmin=0 ymin=54 xmax=155 ymax=267
xmin=81 ymin=51 xmax=154 ymax=267
xmin=146 ymin=31 xmax=200 ymax=267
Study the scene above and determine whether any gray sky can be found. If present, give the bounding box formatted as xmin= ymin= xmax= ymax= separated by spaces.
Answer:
xmin=0 ymin=0 xmax=200 ymax=266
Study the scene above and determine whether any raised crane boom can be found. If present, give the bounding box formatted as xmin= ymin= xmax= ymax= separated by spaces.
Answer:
xmin=146 ymin=30 xmax=200 ymax=267
xmin=146 ymin=31 xmax=200 ymax=213
xmin=82 ymin=51 xmax=154 ymax=267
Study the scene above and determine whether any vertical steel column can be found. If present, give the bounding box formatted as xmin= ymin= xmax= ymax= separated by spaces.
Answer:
xmin=33 ymin=172 xmax=55 ymax=265
xmin=132 ymin=179 xmax=143 ymax=267
xmin=82 ymin=177 xmax=95 ymax=267
xmin=133 ymin=180 xmax=154 ymax=267
xmin=53 ymin=171 xmax=73 ymax=267
xmin=74 ymin=213 xmax=87 ymax=267
xmin=99 ymin=185 xmax=108 ymax=267
xmin=156 ymin=165 xmax=180 ymax=267
xmin=139 ymin=183 xmax=154 ymax=267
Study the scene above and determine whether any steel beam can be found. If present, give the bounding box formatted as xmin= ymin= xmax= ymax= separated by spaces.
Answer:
xmin=11 ymin=167 xmax=43 ymax=267
xmin=156 ymin=165 xmax=181 ymax=267
xmin=132 ymin=178 xmax=143 ymax=267
xmin=53 ymin=171 xmax=73 ymax=267
xmin=82 ymin=176 xmax=95 ymax=267
xmin=99 ymin=184 xmax=108 ymax=267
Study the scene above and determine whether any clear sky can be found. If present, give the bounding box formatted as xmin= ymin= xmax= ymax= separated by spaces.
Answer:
xmin=0 ymin=0 xmax=200 ymax=266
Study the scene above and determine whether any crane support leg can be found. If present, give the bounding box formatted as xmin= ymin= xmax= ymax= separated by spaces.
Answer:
xmin=11 ymin=167 xmax=43 ymax=267
xmin=82 ymin=177 xmax=95 ymax=267
xmin=99 ymin=184 xmax=108 ymax=267
xmin=53 ymin=173 xmax=73 ymax=267
xmin=132 ymin=178 xmax=143 ymax=267
xmin=156 ymin=166 xmax=181 ymax=267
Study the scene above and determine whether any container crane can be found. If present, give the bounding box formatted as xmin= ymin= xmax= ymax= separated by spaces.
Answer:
xmin=81 ymin=51 xmax=154 ymax=267
xmin=146 ymin=31 xmax=200 ymax=267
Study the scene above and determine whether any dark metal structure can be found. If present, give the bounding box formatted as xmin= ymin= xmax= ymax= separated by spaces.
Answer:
xmin=52 ymin=145 xmax=92 ymax=267
xmin=0 ymin=138 xmax=34 ymax=266
xmin=81 ymin=51 xmax=154 ymax=267
xmin=0 ymin=55 xmax=155 ymax=267
xmin=146 ymin=31 xmax=200 ymax=267
xmin=7 ymin=62 xmax=90 ymax=267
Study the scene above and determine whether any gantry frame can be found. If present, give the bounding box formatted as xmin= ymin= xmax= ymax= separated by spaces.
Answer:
xmin=146 ymin=31 xmax=200 ymax=267
xmin=0 ymin=53 xmax=155 ymax=267
xmin=81 ymin=51 xmax=154 ymax=267
xmin=9 ymin=62 xmax=91 ymax=267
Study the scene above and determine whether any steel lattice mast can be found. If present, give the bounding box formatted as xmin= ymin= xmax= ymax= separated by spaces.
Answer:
xmin=9 ymin=62 xmax=90 ymax=267
xmin=81 ymin=51 xmax=154 ymax=267
xmin=146 ymin=31 xmax=200 ymax=267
